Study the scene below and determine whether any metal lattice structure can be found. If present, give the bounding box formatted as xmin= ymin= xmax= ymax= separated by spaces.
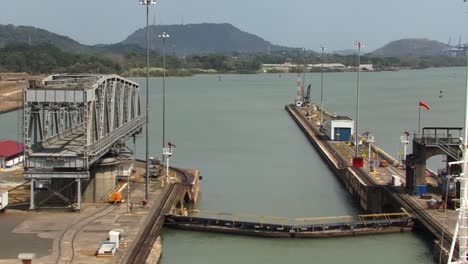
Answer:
xmin=23 ymin=74 xmax=144 ymax=210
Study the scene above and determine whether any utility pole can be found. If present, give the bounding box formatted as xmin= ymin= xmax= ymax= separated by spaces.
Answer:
xmin=320 ymin=46 xmax=326 ymax=126
xmin=159 ymin=32 xmax=170 ymax=162
xmin=139 ymin=0 xmax=157 ymax=203
xmin=354 ymin=41 xmax=364 ymax=158
xmin=302 ymin=48 xmax=307 ymax=96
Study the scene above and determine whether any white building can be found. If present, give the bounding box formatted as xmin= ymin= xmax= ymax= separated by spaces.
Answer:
xmin=310 ymin=63 xmax=347 ymax=70
xmin=359 ymin=64 xmax=375 ymax=71
xmin=0 ymin=139 xmax=23 ymax=169
xmin=325 ymin=115 xmax=354 ymax=141
xmin=261 ymin=63 xmax=297 ymax=73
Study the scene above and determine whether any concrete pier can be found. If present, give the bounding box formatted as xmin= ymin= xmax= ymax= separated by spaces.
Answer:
xmin=285 ymin=104 xmax=457 ymax=260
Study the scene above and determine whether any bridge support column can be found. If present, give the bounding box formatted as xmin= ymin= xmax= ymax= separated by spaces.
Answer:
xmin=412 ymin=141 xmax=427 ymax=189
xmin=405 ymin=154 xmax=415 ymax=192
xmin=83 ymin=156 xmax=120 ymax=203
xmin=76 ymin=179 xmax=81 ymax=211
xmin=29 ymin=179 xmax=35 ymax=210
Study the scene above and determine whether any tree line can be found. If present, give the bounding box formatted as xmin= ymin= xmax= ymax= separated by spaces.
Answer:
xmin=0 ymin=42 xmax=465 ymax=76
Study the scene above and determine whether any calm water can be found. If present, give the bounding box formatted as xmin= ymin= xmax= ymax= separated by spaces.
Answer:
xmin=1 ymin=68 xmax=465 ymax=263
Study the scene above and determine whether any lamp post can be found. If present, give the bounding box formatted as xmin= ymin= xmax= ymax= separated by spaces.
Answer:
xmin=159 ymin=32 xmax=170 ymax=161
xmin=319 ymin=46 xmax=326 ymax=126
xmin=139 ymin=0 xmax=157 ymax=203
xmin=354 ymin=41 xmax=364 ymax=158
xmin=302 ymin=48 xmax=307 ymax=96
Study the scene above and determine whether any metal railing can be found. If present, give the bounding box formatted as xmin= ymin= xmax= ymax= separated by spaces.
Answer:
xmin=181 ymin=209 xmax=411 ymax=227
xmin=87 ymin=115 xmax=145 ymax=164
xmin=414 ymin=127 xmax=463 ymax=146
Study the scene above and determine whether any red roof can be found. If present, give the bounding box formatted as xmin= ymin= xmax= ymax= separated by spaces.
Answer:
xmin=0 ymin=139 xmax=23 ymax=158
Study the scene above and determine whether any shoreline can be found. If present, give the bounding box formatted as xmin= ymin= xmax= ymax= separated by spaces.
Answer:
xmin=0 ymin=106 xmax=21 ymax=115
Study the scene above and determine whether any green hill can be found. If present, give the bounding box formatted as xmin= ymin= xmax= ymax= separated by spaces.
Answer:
xmin=120 ymin=23 xmax=290 ymax=55
xmin=0 ymin=23 xmax=297 ymax=56
xmin=0 ymin=24 xmax=89 ymax=53
xmin=371 ymin=38 xmax=450 ymax=57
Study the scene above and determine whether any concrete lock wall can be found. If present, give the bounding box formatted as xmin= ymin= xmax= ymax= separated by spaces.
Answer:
xmin=83 ymin=157 xmax=119 ymax=203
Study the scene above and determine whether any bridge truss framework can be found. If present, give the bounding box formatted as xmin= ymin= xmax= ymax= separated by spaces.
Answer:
xmin=23 ymin=74 xmax=145 ymax=210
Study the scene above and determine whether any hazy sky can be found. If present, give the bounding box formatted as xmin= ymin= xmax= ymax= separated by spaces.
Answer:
xmin=1 ymin=0 xmax=467 ymax=52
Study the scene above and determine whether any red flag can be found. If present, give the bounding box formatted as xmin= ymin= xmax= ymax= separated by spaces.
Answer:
xmin=419 ymin=101 xmax=430 ymax=110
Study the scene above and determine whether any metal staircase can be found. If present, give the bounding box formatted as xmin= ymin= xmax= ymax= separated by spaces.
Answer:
xmin=438 ymin=138 xmax=462 ymax=160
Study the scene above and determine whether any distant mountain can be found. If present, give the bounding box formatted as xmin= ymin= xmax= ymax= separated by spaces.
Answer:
xmin=0 ymin=24 xmax=89 ymax=53
xmin=371 ymin=38 xmax=450 ymax=57
xmin=0 ymin=23 xmax=298 ymax=56
xmin=119 ymin=23 xmax=290 ymax=55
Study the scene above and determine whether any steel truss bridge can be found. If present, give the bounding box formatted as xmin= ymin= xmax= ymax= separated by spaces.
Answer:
xmin=23 ymin=74 xmax=144 ymax=210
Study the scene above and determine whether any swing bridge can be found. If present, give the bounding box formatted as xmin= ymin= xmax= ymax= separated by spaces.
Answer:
xmin=23 ymin=74 xmax=145 ymax=210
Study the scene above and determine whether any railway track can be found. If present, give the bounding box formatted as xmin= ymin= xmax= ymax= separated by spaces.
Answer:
xmin=54 ymin=160 xmax=192 ymax=263
xmin=122 ymin=163 xmax=190 ymax=263
xmin=386 ymin=186 xmax=457 ymax=256
xmin=122 ymin=184 xmax=179 ymax=263
xmin=55 ymin=204 xmax=118 ymax=264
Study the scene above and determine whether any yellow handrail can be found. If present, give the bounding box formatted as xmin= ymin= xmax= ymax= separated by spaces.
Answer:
xmin=181 ymin=210 xmax=410 ymax=225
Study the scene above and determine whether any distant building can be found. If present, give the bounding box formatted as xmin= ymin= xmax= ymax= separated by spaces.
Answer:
xmin=261 ymin=63 xmax=297 ymax=73
xmin=0 ymin=139 xmax=23 ymax=169
xmin=310 ymin=63 xmax=374 ymax=71
xmin=310 ymin=63 xmax=347 ymax=70
xmin=359 ymin=64 xmax=375 ymax=71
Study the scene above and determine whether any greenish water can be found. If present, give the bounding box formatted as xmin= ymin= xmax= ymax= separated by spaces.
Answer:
xmin=1 ymin=68 xmax=465 ymax=263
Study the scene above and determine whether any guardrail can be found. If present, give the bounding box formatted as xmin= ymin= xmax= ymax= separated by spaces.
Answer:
xmin=181 ymin=209 xmax=411 ymax=227
xmin=87 ymin=115 xmax=145 ymax=164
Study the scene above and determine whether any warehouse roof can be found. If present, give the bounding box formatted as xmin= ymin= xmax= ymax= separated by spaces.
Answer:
xmin=0 ymin=139 xmax=23 ymax=158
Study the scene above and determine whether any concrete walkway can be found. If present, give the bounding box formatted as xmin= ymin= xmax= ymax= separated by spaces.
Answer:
xmin=0 ymin=164 xmax=168 ymax=264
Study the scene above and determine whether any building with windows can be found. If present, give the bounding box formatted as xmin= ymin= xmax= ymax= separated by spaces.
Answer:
xmin=0 ymin=139 xmax=23 ymax=169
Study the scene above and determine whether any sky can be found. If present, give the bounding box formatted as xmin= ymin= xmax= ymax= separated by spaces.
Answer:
xmin=1 ymin=0 xmax=467 ymax=52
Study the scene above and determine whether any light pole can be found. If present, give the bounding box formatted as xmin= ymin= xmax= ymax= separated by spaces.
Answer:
xmin=354 ymin=41 xmax=364 ymax=158
xmin=319 ymin=46 xmax=326 ymax=126
xmin=139 ymin=0 xmax=157 ymax=203
xmin=302 ymin=48 xmax=307 ymax=95
xmin=159 ymin=32 xmax=170 ymax=161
